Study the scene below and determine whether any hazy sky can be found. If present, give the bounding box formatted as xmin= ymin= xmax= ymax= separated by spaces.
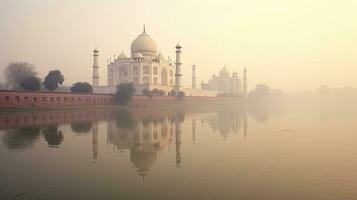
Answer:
xmin=0 ymin=0 xmax=356 ymax=90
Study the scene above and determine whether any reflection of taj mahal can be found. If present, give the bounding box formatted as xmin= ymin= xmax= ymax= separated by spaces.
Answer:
xmin=102 ymin=110 xmax=248 ymax=178
xmin=92 ymin=26 xmax=248 ymax=97
xmin=106 ymin=113 xmax=183 ymax=178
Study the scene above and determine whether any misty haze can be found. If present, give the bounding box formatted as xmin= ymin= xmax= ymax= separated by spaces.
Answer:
xmin=1 ymin=0 xmax=357 ymax=200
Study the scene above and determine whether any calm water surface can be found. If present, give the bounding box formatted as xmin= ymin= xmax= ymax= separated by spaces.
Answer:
xmin=0 ymin=105 xmax=356 ymax=200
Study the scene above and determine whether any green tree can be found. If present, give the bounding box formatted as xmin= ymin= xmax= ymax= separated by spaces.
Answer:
xmin=43 ymin=70 xmax=64 ymax=92
xmin=116 ymin=82 xmax=135 ymax=106
xmin=71 ymin=82 xmax=93 ymax=93
xmin=20 ymin=76 xmax=41 ymax=91
xmin=5 ymin=62 xmax=37 ymax=89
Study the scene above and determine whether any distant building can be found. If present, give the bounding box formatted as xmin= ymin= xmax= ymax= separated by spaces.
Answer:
xmin=201 ymin=66 xmax=246 ymax=96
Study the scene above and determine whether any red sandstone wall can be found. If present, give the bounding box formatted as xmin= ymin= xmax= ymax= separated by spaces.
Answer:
xmin=0 ymin=90 xmax=115 ymax=108
xmin=0 ymin=90 xmax=238 ymax=109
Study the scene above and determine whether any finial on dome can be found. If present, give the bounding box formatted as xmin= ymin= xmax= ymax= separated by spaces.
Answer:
xmin=143 ymin=24 xmax=146 ymax=33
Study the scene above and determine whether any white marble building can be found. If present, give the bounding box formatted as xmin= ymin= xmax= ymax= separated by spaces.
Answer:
xmin=92 ymin=27 xmax=247 ymax=97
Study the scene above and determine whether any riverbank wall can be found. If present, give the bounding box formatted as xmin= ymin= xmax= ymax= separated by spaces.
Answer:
xmin=0 ymin=90 xmax=244 ymax=109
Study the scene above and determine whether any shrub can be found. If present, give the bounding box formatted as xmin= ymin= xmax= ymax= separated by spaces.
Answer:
xmin=20 ymin=76 xmax=41 ymax=91
xmin=116 ymin=82 xmax=135 ymax=106
xmin=71 ymin=82 xmax=93 ymax=93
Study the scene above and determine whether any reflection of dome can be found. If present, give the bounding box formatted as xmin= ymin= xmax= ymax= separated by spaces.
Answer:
xmin=131 ymin=31 xmax=158 ymax=56
xmin=220 ymin=66 xmax=230 ymax=77
xmin=130 ymin=150 xmax=157 ymax=176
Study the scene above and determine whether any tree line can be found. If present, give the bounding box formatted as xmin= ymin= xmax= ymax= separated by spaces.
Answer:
xmin=4 ymin=62 xmax=93 ymax=93
xmin=3 ymin=62 xmax=184 ymax=106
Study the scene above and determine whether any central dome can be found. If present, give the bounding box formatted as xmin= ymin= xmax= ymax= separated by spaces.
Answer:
xmin=130 ymin=31 xmax=158 ymax=56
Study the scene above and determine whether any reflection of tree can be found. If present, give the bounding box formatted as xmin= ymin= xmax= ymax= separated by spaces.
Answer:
xmin=42 ymin=125 xmax=63 ymax=147
xmin=116 ymin=110 xmax=136 ymax=129
xmin=70 ymin=121 xmax=93 ymax=134
xmin=170 ymin=110 xmax=185 ymax=123
xmin=2 ymin=126 xmax=41 ymax=150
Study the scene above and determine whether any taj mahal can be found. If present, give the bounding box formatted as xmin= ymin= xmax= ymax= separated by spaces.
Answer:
xmin=92 ymin=27 xmax=247 ymax=97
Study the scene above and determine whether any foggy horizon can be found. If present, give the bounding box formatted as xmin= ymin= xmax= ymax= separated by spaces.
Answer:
xmin=1 ymin=0 xmax=357 ymax=91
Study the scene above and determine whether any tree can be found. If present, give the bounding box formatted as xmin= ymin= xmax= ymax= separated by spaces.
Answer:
xmin=71 ymin=82 xmax=93 ymax=93
xmin=116 ymin=82 xmax=135 ymax=106
xmin=142 ymin=88 xmax=150 ymax=96
xmin=178 ymin=91 xmax=185 ymax=100
xmin=20 ymin=76 xmax=41 ymax=91
xmin=150 ymin=89 xmax=166 ymax=96
xmin=5 ymin=62 xmax=37 ymax=89
xmin=43 ymin=70 xmax=64 ymax=92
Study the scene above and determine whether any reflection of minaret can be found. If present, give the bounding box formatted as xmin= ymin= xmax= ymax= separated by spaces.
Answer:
xmin=234 ymin=113 xmax=239 ymax=134
xmin=175 ymin=120 xmax=182 ymax=167
xmin=243 ymin=113 xmax=248 ymax=139
xmin=92 ymin=121 xmax=98 ymax=160
xmin=192 ymin=120 xmax=196 ymax=144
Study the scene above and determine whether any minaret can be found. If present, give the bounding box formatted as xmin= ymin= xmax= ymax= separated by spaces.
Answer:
xmin=92 ymin=48 xmax=99 ymax=87
xmin=174 ymin=44 xmax=182 ymax=93
xmin=192 ymin=65 xmax=196 ymax=89
xmin=243 ymin=68 xmax=248 ymax=97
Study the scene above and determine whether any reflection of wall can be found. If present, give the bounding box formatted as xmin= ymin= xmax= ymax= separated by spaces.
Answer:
xmin=0 ymin=110 xmax=116 ymax=129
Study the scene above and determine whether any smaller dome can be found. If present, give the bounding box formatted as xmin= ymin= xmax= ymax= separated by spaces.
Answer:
xmin=118 ymin=52 xmax=127 ymax=59
xmin=157 ymin=52 xmax=165 ymax=60
xmin=220 ymin=66 xmax=230 ymax=77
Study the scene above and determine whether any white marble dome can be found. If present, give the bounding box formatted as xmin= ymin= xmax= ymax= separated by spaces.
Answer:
xmin=131 ymin=31 xmax=158 ymax=56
